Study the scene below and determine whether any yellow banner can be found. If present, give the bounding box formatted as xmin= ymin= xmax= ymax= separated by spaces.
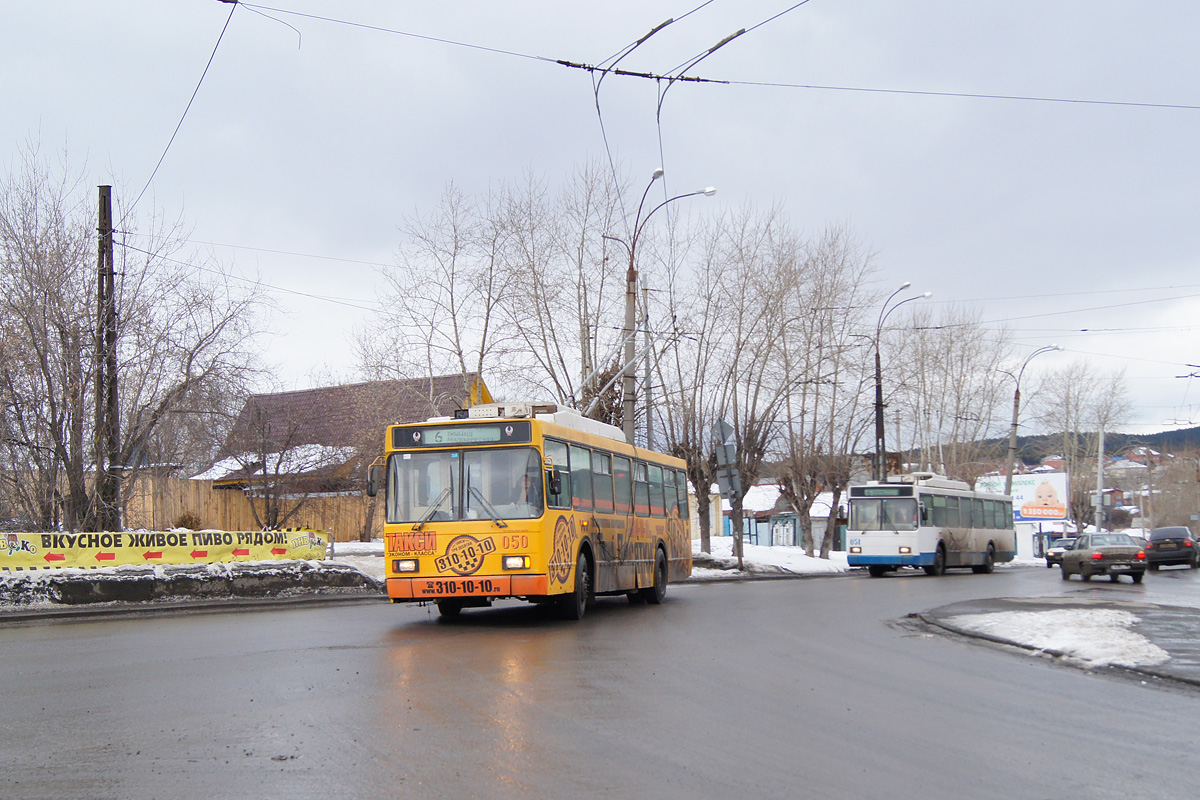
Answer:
xmin=0 ymin=529 xmax=329 ymax=571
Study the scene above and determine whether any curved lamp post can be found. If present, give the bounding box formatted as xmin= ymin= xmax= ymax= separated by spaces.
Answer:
xmin=1003 ymin=344 xmax=1061 ymax=495
xmin=608 ymin=169 xmax=716 ymax=444
xmin=873 ymin=284 xmax=931 ymax=481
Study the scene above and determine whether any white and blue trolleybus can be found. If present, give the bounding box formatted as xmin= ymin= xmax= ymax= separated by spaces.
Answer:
xmin=846 ymin=472 xmax=1015 ymax=577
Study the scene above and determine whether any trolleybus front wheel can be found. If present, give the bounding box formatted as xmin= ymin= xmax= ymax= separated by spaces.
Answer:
xmin=558 ymin=550 xmax=593 ymax=620
xmin=923 ymin=544 xmax=946 ymax=576
xmin=436 ymin=599 xmax=463 ymax=617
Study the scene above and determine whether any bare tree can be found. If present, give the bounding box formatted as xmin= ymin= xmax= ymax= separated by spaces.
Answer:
xmin=0 ymin=142 xmax=266 ymax=531
xmin=893 ymin=305 xmax=1013 ymax=484
xmin=658 ymin=206 xmax=794 ymax=564
xmin=220 ymin=399 xmax=349 ymax=530
xmin=776 ymin=225 xmax=876 ymax=557
xmin=361 ymin=163 xmax=631 ymax=420
xmin=358 ymin=182 xmax=518 ymax=388
xmin=1033 ymin=359 xmax=1131 ymax=523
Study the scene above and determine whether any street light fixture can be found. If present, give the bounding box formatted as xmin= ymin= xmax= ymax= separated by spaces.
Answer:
xmin=873 ymin=284 xmax=931 ymax=482
xmin=1003 ymin=344 xmax=1062 ymax=495
xmin=607 ymin=169 xmax=716 ymax=444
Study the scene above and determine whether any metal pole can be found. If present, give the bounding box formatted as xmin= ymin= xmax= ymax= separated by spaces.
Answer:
xmin=642 ymin=276 xmax=652 ymax=450
xmin=1004 ymin=386 xmax=1021 ymax=496
xmin=873 ymin=345 xmax=885 ymax=481
xmin=1003 ymin=345 xmax=1059 ymax=496
xmin=1095 ymin=428 xmax=1105 ymax=531
xmin=622 ymin=251 xmax=637 ymax=444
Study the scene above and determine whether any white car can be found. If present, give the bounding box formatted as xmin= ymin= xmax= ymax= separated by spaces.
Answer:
xmin=1044 ymin=537 xmax=1076 ymax=568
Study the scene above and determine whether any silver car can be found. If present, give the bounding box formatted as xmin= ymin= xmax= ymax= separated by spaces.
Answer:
xmin=1060 ymin=533 xmax=1147 ymax=583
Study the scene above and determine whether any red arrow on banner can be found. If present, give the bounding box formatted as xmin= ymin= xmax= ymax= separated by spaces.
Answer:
xmin=44 ymin=553 xmax=65 ymax=562
xmin=271 ymin=547 xmax=287 ymax=555
xmin=232 ymin=548 xmax=250 ymax=556
xmin=143 ymin=551 xmax=163 ymax=560
xmin=95 ymin=552 xmax=115 ymax=561
xmin=190 ymin=550 xmax=208 ymax=559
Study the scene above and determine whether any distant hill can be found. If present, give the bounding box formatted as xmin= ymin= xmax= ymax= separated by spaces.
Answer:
xmin=992 ymin=426 xmax=1200 ymax=467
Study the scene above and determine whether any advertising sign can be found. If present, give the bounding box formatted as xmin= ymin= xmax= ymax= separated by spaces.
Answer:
xmin=977 ymin=472 xmax=1069 ymax=522
xmin=1 ymin=529 xmax=329 ymax=571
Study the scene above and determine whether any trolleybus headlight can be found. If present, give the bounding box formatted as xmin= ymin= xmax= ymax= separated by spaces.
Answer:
xmin=503 ymin=555 xmax=530 ymax=570
xmin=899 ymin=546 xmax=911 ymax=554
xmin=849 ymin=546 xmax=861 ymax=554
xmin=393 ymin=558 xmax=419 ymax=573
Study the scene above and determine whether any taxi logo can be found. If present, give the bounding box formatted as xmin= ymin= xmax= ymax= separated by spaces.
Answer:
xmin=435 ymin=534 xmax=496 ymax=576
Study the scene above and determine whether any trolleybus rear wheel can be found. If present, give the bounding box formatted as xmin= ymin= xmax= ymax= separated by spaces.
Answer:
xmin=972 ymin=544 xmax=995 ymax=574
xmin=641 ymin=547 xmax=668 ymax=604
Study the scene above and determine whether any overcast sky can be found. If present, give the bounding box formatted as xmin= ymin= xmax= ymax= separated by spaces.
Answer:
xmin=4 ymin=1 xmax=1199 ymax=436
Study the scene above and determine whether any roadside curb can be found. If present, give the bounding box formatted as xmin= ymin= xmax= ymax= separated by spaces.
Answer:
xmin=917 ymin=597 xmax=1200 ymax=689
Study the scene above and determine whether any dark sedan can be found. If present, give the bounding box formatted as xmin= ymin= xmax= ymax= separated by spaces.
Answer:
xmin=1146 ymin=526 xmax=1200 ymax=570
xmin=1060 ymin=532 xmax=1147 ymax=583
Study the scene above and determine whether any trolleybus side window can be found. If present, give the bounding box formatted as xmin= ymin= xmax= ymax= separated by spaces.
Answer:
xmin=984 ymin=499 xmax=998 ymax=529
xmin=929 ymin=495 xmax=947 ymax=527
xmin=663 ymin=469 xmax=679 ymax=518
xmin=634 ymin=461 xmax=650 ymax=517
xmin=569 ymin=445 xmax=593 ymax=512
xmin=613 ymin=456 xmax=633 ymax=514
xmin=971 ymin=499 xmax=984 ymax=529
xmin=648 ymin=464 xmax=665 ymax=518
xmin=677 ymin=470 xmax=691 ymax=519
xmin=593 ymin=452 xmax=615 ymax=513
xmin=945 ymin=496 xmax=960 ymax=527
xmin=544 ymin=439 xmax=571 ymax=509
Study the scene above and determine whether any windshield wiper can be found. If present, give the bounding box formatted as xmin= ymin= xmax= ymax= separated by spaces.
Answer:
xmin=414 ymin=487 xmax=452 ymax=530
xmin=468 ymin=486 xmax=508 ymax=529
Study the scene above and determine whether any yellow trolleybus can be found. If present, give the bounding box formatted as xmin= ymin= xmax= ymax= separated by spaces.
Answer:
xmin=368 ymin=403 xmax=692 ymax=618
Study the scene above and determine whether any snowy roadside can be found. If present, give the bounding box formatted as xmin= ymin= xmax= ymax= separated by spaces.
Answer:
xmin=10 ymin=538 xmax=1172 ymax=679
xmin=326 ymin=536 xmax=1046 ymax=583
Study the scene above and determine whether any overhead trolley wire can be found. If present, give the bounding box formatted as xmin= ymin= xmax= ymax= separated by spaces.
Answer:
xmin=125 ymin=0 xmax=239 ymax=222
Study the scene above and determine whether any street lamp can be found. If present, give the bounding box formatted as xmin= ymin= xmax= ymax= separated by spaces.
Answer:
xmin=873 ymin=283 xmax=931 ymax=482
xmin=607 ymin=169 xmax=716 ymax=444
xmin=1003 ymin=344 xmax=1061 ymax=495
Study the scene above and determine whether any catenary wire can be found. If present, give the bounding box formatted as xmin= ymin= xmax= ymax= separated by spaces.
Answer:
xmin=124 ymin=1 xmax=239 ymax=223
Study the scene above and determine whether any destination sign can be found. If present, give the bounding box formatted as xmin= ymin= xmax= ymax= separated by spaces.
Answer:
xmin=850 ymin=485 xmax=914 ymax=498
xmin=393 ymin=421 xmax=532 ymax=449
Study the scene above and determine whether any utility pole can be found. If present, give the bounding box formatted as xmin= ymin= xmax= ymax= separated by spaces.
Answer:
xmin=642 ymin=276 xmax=652 ymax=450
xmin=1094 ymin=428 xmax=1105 ymax=532
xmin=95 ymin=185 xmax=120 ymax=531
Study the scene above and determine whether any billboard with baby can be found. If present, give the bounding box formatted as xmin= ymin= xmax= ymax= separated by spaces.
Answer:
xmin=976 ymin=472 xmax=1069 ymax=522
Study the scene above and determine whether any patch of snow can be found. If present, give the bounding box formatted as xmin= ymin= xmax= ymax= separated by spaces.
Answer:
xmin=947 ymin=608 xmax=1171 ymax=668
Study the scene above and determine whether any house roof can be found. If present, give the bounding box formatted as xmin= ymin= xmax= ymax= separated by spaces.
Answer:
xmin=221 ymin=374 xmax=489 ymax=455
xmin=197 ymin=373 xmax=490 ymax=482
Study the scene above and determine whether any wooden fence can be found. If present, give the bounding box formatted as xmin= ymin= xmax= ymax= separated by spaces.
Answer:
xmin=123 ymin=474 xmax=382 ymax=542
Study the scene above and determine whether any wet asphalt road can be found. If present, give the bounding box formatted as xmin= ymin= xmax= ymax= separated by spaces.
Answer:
xmin=3 ymin=566 xmax=1200 ymax=799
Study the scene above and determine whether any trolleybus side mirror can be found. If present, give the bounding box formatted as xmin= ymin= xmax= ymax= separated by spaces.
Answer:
xmin=919 ymin=502 xmax=928 ymax=523
xmin=367 ymin=464 xmax=384 ymax=497
xmin=549 ymin=469 xmax=563 ymax=497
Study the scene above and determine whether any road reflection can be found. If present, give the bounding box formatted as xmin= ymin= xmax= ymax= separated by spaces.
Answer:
xmin=378 ymin=601 xmax=626 ymax=794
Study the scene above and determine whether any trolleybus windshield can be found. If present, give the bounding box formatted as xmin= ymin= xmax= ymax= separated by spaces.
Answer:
xmin=386 ymin=446 xmax=544 ymax=524
xmin=850 ymin=497 xmax=919 ymax=531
